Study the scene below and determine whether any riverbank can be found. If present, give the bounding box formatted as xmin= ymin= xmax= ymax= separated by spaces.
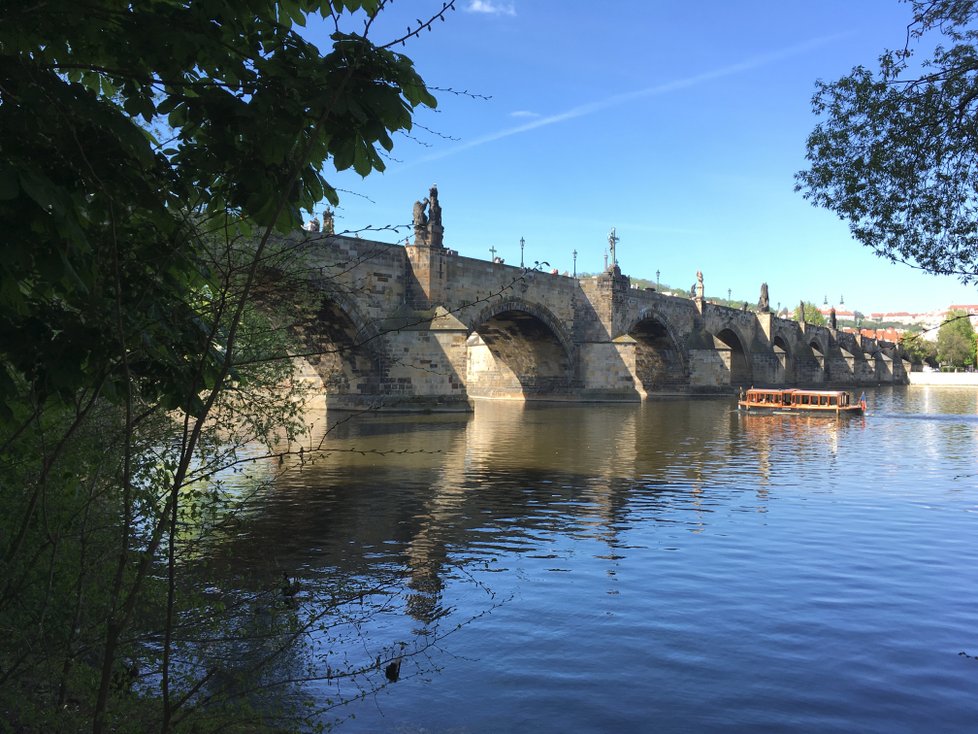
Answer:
xmin=908 ymin=371 xmax=978 ymax=386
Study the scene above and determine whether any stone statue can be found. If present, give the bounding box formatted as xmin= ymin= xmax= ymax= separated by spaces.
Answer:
xmin=307 ymin=216 xmax=320 ymax=233
xmin=428 ymin=184 xmax=441 ymax=227
xmin=799 ymin=299 xmax=806 ymax=322
xmin=413 ymin=198 xmax=428 ymax=228
xmin=413 ymin=197 xmax=429 ymax=245
xmin=695 ymin=270 xmax=704 ymax=300
xmin=829 ymin=306 xmax=837 ymax=330
xmin=427 ymin=184 xmax=444 ymax=247
xmin=758 ymin=282 xmax=770 ymax=313
xmin=323 ymin=207 xmax=334 ymax=235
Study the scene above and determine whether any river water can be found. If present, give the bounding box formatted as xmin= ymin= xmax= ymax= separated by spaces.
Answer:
xmin=201 ymin=387 xmax=978 ymax=733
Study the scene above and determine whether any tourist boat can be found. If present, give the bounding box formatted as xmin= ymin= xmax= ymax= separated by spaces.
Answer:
xmin=737 ymin=388 xmax=866 ymax=415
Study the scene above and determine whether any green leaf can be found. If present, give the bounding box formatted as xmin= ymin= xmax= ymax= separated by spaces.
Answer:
xmin=0 ymin=164 xmax=19 ymax=200
xmin=18 ymin=170 xmax=60 ymax=214
xmin=352 ymin=138 xmax=372 ymax=177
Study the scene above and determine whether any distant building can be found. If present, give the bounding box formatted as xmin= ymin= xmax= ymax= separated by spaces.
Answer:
xmin=818 ymin=307 xmax=855 ymax=321
xmin=839 ymin=305 xmax=978 ymax=333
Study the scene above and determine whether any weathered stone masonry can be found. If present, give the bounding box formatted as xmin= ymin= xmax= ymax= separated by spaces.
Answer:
xmin=297 ymin=232 xmax=908 ymax=411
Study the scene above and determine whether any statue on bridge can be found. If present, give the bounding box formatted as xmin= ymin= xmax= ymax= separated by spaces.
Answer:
xmin=323 ymin=207 xmax=334 ymax=235
xmin=608 ymin=227 xmax=619 ymax=272
xmin=428 ymin=184 xmax=441 ymax=227
xmin=695 ymin=270 xmax=704 ymax=300
xmin=413 ymin=184 xmax=444 ymax=247
xmin=428 ymin=183 xmax=444 ymax=247
xmin=758 ymin=282 xmax=770 ymax=313
xmin=830 ymin=306 xmax=837 ymax=330
xmin=413 ymin=198 xmax=428 ymax=227
xmin=412 ymin=196 xmax=429 ymax=245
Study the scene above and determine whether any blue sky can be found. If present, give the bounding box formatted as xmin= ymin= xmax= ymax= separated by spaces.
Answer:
xmin=311 ymin=0 xmax=977 ymax=314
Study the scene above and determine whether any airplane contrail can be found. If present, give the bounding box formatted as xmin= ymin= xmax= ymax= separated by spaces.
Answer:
xmin=404 ymin=32 xmax=850 ymax=168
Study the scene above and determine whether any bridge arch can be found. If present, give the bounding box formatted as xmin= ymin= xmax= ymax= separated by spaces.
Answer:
xmin=465 ymin=298 xmax=575 ymax=399
xmin=623 ymin=307 xmax=689 ymax=392
xmin=712 ymin=326 xmax=753 ymax=387
xmin=297 ymin=286 xmax=388 ymax=403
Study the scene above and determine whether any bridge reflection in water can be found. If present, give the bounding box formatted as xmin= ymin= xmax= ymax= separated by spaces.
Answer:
xmin=196 ymin=388 xmax=978 ymax=733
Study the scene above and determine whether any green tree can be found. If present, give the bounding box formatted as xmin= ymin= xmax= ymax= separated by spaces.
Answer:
xmin=0 ymin=2 xmax=451 ymax=731
xmin=901 ymin=331 xmax=938 ymax=364
xmin=1 ymin=0 xmax=438 ymax=420
xmin=796 ymin=0 xmax=978 ymax=281
xmin=937 ymin=310 xmax=977 ymax=367
xmin=793 ymin=301 xmax=827 ymax=325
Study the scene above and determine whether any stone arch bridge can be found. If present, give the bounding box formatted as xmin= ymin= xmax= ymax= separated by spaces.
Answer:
xmin=292 ymin=234 xmax=908 ymax=410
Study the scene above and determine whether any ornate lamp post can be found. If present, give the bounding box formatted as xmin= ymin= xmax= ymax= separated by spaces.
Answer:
xmin=520 ymin=236 xmax=525 ymax=268
xmin=656 ymin=269 xmax=660 ymax=290
xmin=572 ymin=249 xmax=577 ymax=277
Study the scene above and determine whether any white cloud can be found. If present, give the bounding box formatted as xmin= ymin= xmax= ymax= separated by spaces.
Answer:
xmin=510 ymin=110 xmax=541 ymax=118
xmin=466 ymin=1 xmax=516 ymax=16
